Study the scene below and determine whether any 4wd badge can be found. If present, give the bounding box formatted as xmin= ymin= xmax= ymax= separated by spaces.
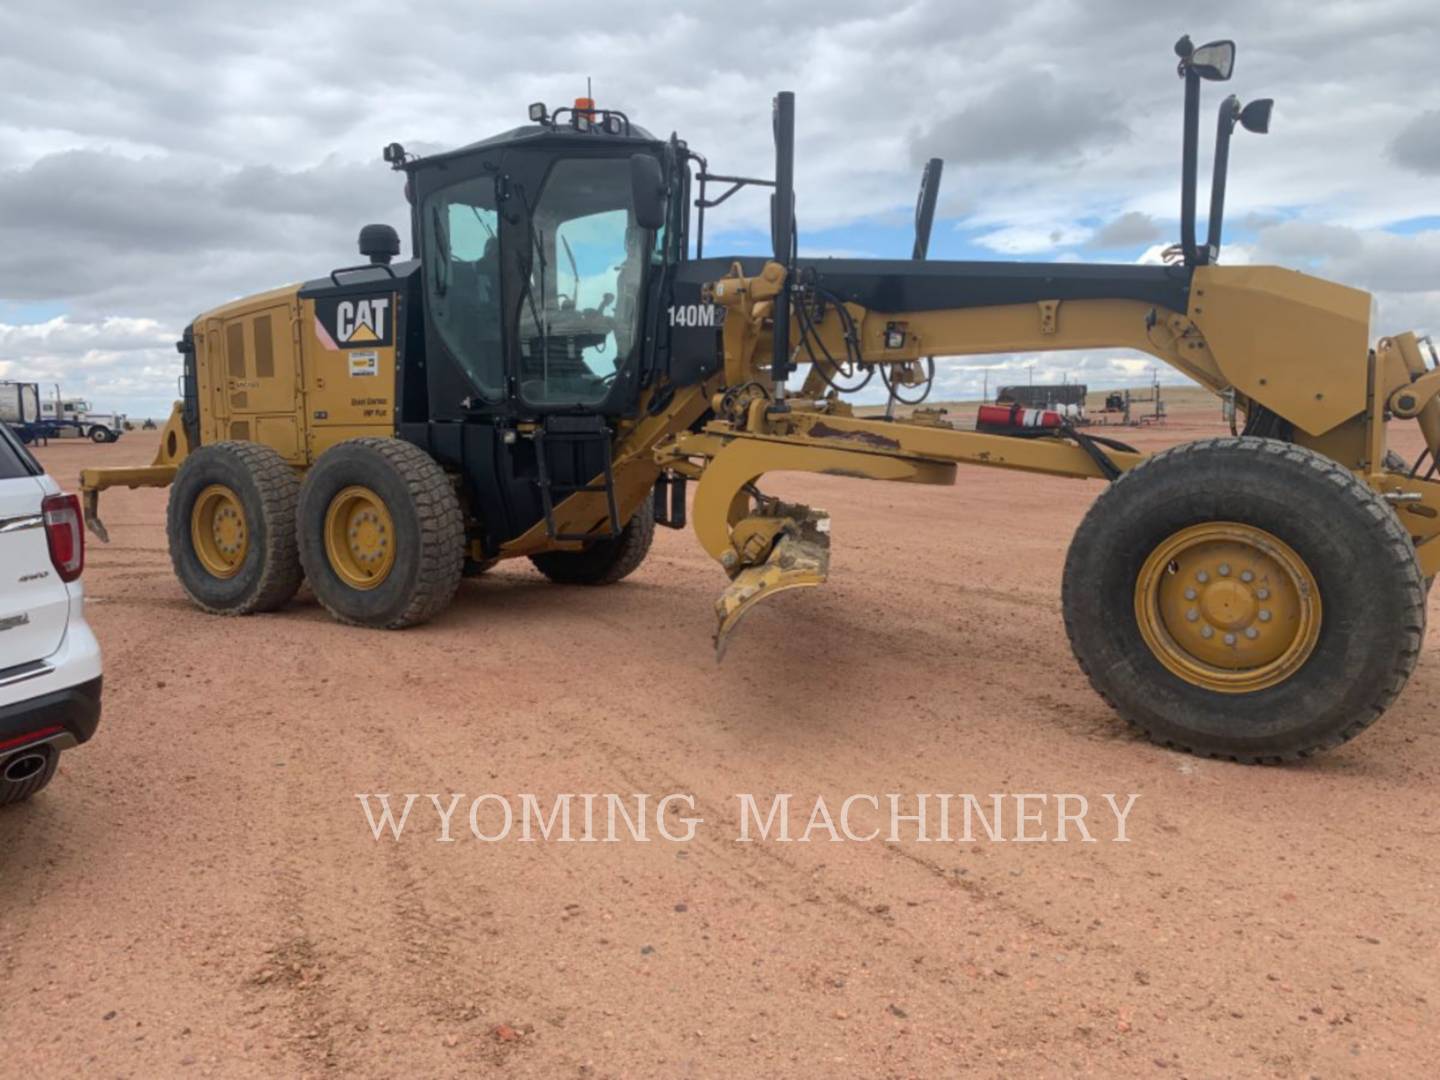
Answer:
xmin=314 ymin=294 xmax=394 ymax=350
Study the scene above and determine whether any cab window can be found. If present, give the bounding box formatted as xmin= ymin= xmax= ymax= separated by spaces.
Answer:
xmin=422 ymin=176 xmax=504 ymax=399
xmin=517 ymin=158 xmax=647 ymax=407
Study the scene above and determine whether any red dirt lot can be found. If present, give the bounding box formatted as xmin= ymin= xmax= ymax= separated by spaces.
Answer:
xmin=3 ymin=406 xmax=1438 ymax=1078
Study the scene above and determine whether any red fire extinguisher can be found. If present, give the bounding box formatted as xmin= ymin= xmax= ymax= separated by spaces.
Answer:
xmin=976 ymin=403 xmax=1065 ymax=434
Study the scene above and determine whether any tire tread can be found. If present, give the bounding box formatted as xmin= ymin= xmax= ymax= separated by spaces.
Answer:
xmin=300 ymin=438 xmax=464 ymax=629
xmin=528 ymin=495 xmax=655 ymax=585
xmin=1061 ymin=436 xmax=1425 ymax=763
xmin=167 ymin=441 xmax=302 ymax=615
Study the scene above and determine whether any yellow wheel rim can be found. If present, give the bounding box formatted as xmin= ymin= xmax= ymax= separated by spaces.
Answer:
xmin=323 ymin=486 xmax=395 ymax=590
xmin=1134 ymin=522 xmax=1321 ymax=694
xmin=190 ymin=484 xmax=249 ymax=579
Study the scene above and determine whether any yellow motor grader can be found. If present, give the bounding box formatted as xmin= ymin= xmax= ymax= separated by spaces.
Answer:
xmin=82 ymin=37 xmax=1440 ymax=761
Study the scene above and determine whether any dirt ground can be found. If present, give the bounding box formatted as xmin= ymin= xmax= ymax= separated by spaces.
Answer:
xmin=3 ymin=403 xmax=1438 ymax=1078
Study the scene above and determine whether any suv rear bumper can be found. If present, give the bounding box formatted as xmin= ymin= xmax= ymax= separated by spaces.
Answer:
xmin=0 ymin=676 xmax=103 ymax=755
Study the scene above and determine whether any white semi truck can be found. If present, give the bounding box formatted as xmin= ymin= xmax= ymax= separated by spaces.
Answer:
xmin=1 ymin=383 xmax=127 ymax=444
xmin=38 ymin=396 xmax=126 ymax=442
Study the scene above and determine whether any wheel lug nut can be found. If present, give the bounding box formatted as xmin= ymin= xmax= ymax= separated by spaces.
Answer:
xmin=1218 ymin=563 xmax=1230 ymax=576
xmin=1224 ymin=632 xmax=1236 ymax=645
xmin=1256 ymin=588 xmax=1269 ymax=600
xmin=1186 ymin=608 xmax=1199 ymax=622
xmin=1201 ymin=626 xmax=1214 ymax=639
xmin=1196 ymin=571 xmax=1209 ymax=583
xmin=1240 ymin=570 xmax=1254 ymax=583
xmin=1245 ymin=627 xmax=1259 ymax=639
xmin=1184 ymin=587 xmax=1197 ymax=600
xmin=1258 ymin=610 xmax=1271 ymax=622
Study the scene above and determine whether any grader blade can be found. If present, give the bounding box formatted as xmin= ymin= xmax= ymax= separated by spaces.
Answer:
xmin=77 ymin=401 xmax=189 ymax=543
xmin=81 ymin=488 xmax=110 ymax=544
xmin=714 ymin=509 xmax=831 ymax=660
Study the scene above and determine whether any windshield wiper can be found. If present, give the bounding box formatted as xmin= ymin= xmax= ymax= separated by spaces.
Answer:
xmin=513 ymin=185 xmax=550 ymax=373
xmin=470 ymin=205 xmax=496 ymax=241
xmin=561 ymin=235 xmax=580 ymax=308
xmin=431 ymin=205 xmax=451 ymax=297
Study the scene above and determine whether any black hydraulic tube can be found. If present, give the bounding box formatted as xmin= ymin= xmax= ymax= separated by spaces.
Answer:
xmin=888 ymin=157 xmax=945 ymax=420
xmin=771 ymin=91 xmax=796 ymax=392
xmin=1179 ymin=69 xmax=1202 ymax=266
xmin=912 ymin=157 xmax=944 ymax=260
xmin=1206 ymin=95 xmax=1241 ymax=264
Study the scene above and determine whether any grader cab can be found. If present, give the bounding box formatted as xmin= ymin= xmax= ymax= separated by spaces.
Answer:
xmin=82 ymin=37 xmax=1440 ymax=762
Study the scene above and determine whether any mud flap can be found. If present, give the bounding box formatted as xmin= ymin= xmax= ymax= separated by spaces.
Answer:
xmin=714 ymin=507 xmax=831 ymax=660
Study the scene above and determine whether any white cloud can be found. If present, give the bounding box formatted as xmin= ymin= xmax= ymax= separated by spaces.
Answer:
xmin=0 ymin=1 xmax=1437 ymax=414
xmin=973 ymin=224 xmax=1093 ymax=255
xmin=0 ymin=317 xmax=177 ymax=417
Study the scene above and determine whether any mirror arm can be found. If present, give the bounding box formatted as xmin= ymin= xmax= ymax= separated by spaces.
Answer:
xmin=1179 ymin=69 xmax=1202 ymax=267
xmin=1206 ymin=96 xmax=1241 ymax=265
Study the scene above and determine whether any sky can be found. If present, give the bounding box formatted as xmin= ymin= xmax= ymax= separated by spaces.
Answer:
xmin=1 ymin=0 xmax=1438 ymax=415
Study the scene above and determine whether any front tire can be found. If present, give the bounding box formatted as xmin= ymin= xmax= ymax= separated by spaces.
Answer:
xmin=297 ymin=438 xmax=464 ymax=629
xmin=167 ymin=441 xmax=303 ymax=614
xmin=1062 ymin=437 xmax=1425 ymax=762
xmin=529 ymin=495 xmax=655 ymax=585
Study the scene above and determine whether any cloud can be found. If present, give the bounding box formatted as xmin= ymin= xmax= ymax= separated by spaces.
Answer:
xmin=973 ymin=223 xmax=1092 ymax=255
xmin=911 ymin=72 xmax=1129 ymax=167
xmin=1086 ymin=211 xmax=1164 ymax=250
xmin=1389 ymin=110 xmax=1440 ymax=175
xmin=0 ymin=0 xmax=1438 ymax=414
xmin=0 ymin=316 xmax=177 ymax=418
xmin=0 ymin=149 xmax=408 ymax=323
xmin=1251 ymin=220 xmax=1440 ymax=295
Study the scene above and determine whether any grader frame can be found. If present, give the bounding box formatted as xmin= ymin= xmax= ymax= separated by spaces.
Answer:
xmin=650 ymin=260 xmax=1440 ymax=647
xmin=78 ymin=34 xmax=1440 ymax=761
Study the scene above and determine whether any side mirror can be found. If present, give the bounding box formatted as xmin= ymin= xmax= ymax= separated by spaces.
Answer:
xmin=1189 ymin=39 xmax=1235 ymax=81
xmin=629 ymin=154 xmax=666 ymax=230
xmin=1239 ymin=98 xmax=1273 ymax=134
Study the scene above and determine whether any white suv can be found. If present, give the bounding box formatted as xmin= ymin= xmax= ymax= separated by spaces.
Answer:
xmin=0 ymin=422 xmax=102 ymax=804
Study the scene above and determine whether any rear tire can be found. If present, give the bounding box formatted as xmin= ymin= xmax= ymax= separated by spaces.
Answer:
xmin=1062 ymin=437 xmax=1425 ymax=762
xmin=529 ymin=495 xmax=655 ymax=585
xmin=297 ymin=438 xmax=464 ymax=628
xmin=0 ymin=747 xmax=58 ymax=806
xmin=167 ymin=441 xmax=303 ymax=614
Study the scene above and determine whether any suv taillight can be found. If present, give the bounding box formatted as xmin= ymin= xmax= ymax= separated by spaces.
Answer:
xmin=42 ymin=492 xmax=84 ymax=582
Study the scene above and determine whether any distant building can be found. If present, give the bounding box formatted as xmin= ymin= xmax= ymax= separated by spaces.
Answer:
xmin=996 ymin=384 xmax=1087 ymax=409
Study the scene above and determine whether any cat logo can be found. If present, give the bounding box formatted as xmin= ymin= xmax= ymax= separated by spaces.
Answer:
xmin=314 ymin=293 xmax=395 ymax=350
xmin=337 ymin=298 xmax=389 ymax=343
